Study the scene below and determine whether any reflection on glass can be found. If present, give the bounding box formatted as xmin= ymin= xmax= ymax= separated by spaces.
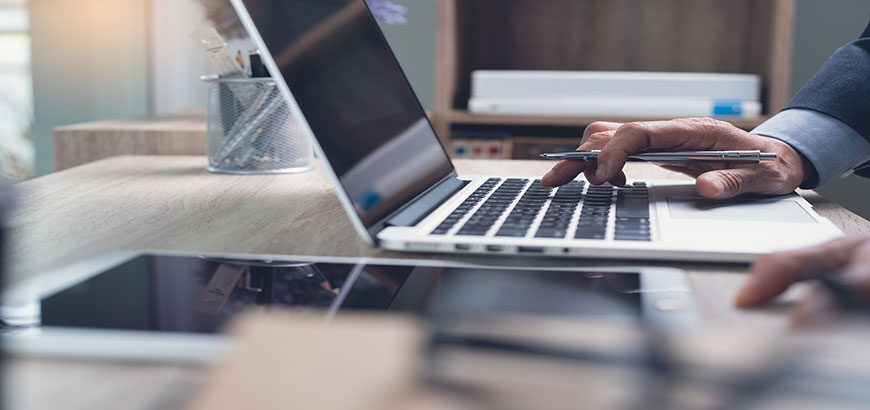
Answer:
xmin=40 ymin=256 xmax=365 ymax=334
xmin=241 ymin=0 xmax=453 ymax=226
xmin=38 ymin=254 xmax=672 ymax=335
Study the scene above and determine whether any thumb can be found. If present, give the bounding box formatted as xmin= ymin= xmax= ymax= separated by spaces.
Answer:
xmin=696 ymin=168 xmax=759 ymax=199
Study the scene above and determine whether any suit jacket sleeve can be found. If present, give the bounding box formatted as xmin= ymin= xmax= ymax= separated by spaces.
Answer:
xmin=784 ymin=19 xmax=870 ymax=178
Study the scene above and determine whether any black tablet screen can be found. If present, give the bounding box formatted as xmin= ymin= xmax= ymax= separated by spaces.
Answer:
xmin=39 ymin=254 xmax=648 ymax=334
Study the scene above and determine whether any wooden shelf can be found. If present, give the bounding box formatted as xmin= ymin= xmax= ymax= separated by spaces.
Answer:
xmin=445 ymin=110 xmax=771 ymax=130
xmin=431 ymin=0 xmax=795 ymax=157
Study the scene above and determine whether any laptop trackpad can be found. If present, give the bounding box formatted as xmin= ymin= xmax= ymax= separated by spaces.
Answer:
xmin=666 ymin=195 xmax=816 ymax=223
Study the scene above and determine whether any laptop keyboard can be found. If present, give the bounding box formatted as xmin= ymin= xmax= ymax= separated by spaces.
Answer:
xmin=614 ymin=183 xmax=652 ymax=241
xmin=535 ymin=180 xmax=586 ymax=238
xmin=455 ymin=178 xmax=527 ymax=236
xmin=431 ymin=178 xmax=501 ymax=235
xmin=431 ymin=178 xmax=651 ymax=242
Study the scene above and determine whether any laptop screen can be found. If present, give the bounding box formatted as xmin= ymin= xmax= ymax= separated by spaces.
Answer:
xmin=239 ymin=0 xmax=454 ymax=229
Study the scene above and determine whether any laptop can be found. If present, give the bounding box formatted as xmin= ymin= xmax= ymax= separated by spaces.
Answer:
xmin=230 ymin=0 xmax=843 ymax=262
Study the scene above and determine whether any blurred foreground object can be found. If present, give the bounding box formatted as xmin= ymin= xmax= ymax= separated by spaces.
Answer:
xmin=0 ymin=181 xmax=10 ymax=394
xmin=737 ymin=235 xmax=870 ymax=325
xmin=186 ymin=314 xmax=427 ymax=410
xmin=0 ymin=0 xmax=34 ymax=181
xmin=187 ymin=313 xmax=870 ymax=410
xmin=0 ymin=180 xmax=12 ymax=280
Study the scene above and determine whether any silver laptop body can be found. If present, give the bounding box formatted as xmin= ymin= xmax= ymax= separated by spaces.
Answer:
xmin=231 ymin=0 xmax=842 ymax=262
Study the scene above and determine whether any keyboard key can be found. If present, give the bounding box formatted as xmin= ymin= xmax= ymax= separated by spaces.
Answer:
xmin=614 ymin=235 xmax=650 ymax=241
xmin=536 ymin=228 xmax=567 ymax=238
xmin=616 ymin=197 xmax=650 ymax=219
xmin=575 ymin=233 xmax=606 ymax=240
xmin=496 ymin=230 xmax=528 ymax=237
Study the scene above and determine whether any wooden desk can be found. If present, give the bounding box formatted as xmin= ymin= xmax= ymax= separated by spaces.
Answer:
xmin=8 ymin=155 xmax=870 ymax=325
xmin=5 ymin=156 xmax=870 ymax=410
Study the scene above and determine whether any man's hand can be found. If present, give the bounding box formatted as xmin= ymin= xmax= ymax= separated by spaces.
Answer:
xmin=736 ymin=236 xmax=870 ymax=325
xmin=541 ymin=118 xmax=816 ymax=199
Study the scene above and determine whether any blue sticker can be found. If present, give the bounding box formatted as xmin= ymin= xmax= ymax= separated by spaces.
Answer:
xmin=713 ymin=101 xmax=743 ymax=117
xmin=359 ymin=190 xmax=382 ymax=212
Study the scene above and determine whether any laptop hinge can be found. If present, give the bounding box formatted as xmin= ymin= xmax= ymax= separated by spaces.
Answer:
xmin=384 ymin=175 xmax=468 ymax=228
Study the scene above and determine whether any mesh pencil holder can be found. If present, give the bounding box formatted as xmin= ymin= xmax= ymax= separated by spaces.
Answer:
xmin=203 ymin=75 xmax=314 ymax=174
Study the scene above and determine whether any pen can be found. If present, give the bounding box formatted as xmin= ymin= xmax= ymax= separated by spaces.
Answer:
xmin=236 ymin=50 xmax=245 ymax=70
xmin=191 ymin=28 xmax=245 ymax=78
xmin=811 ymin=272 xmax=870 ymax=313
xmin=540 ymin=150 xmax=777 ymax=163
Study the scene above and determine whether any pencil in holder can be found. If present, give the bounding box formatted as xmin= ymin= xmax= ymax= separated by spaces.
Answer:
xmin=203 ymin=75 xmax=314 ymax=174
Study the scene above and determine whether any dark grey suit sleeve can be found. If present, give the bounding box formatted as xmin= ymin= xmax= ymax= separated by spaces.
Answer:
xmin=785 ymin=19 xmax=870 ymax=177
xmin=780 ymin=19 xmax=870 ymax=179
xmin=785 ymin=20 xmax=870 ymax=140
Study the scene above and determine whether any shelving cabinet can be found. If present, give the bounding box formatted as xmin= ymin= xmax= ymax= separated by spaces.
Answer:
xmin=432 ymin=0 xmax=795 ymax=159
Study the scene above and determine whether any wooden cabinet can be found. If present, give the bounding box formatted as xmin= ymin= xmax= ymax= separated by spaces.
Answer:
xmin=432 ymin=0 xmax=795 ymax=157
xmin=53 ymin=111 xmax=206 ymax=171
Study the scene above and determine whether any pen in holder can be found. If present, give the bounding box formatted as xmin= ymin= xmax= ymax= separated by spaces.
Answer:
xmin=202 ymin=75 xmax=314 ymax=174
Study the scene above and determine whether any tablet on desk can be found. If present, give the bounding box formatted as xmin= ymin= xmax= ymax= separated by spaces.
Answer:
xmin=1 ymin=252 xmax=694 ymax=363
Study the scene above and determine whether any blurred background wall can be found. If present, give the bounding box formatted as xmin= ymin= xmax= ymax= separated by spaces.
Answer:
xmin=19 ymin=0 xmax=870 ymax=216
xmin=29 ymin=0 xmax=151 ymax=176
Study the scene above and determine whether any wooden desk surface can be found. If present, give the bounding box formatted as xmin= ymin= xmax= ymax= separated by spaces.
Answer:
xmin=8 ymin=155 xmax=870 ymax=328
xmin=5 ymin=155 xmax=870 ymax=410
